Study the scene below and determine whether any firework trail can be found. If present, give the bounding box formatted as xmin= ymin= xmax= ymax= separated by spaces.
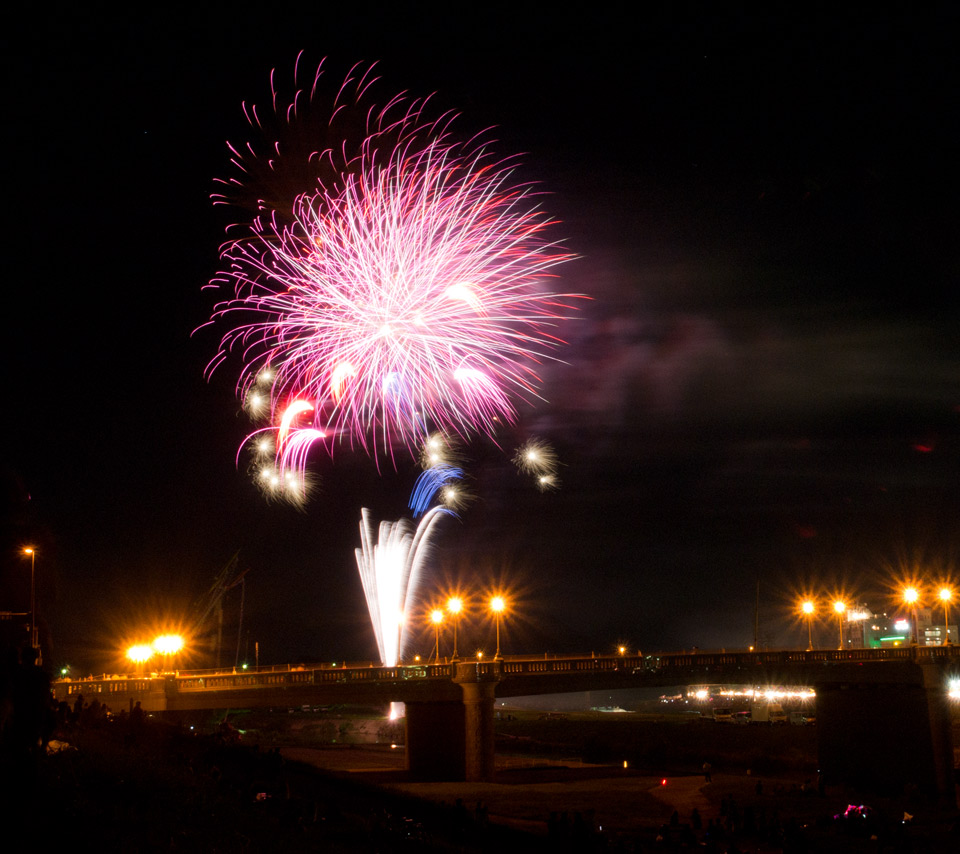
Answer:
xmin=203 ymin=57 xmax=580 ymax=483
xmin=355 ymin=504 xmax=452 ymax=667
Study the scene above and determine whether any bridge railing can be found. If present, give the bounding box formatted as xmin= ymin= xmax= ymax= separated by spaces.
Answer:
xmin=174 ymin=662 xmax=456 ymax=693
xmin=498 ymin=646 xmax=960 ymax=679
xmin=56 ymin=678 xmax=154 ymax=697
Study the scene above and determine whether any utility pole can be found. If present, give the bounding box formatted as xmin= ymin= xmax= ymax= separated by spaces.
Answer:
xmin=23 ymin=547 xmax=40 ymax=665
xmin=753 ymin=578 xmax=760 ymax=650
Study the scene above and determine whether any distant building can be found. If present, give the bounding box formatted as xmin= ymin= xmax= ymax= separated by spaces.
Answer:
xmin=852 ymin=606 xmax=955 ymax=648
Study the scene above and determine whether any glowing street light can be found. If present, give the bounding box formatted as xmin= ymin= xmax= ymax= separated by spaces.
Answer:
xmin=490 ymin=596 xmax=506 ymax=660
xmin=447 ymin=597 xmax=463 ymax=661
xmin=903 ymin=587 xmax=920 ymax=645
xmin=127 ymin=644 xmax=154 ymax=666
xmin=939 ymin=587 xmax=953 ymax=645
xmin=127 ymin=644 xmax=154 ymax=662
xmin=152 ymin=634 xmax=185 ymax=671
xmin=833 ymin=600 xmax=846 ymax=649
xmin=126 ymin=643 xmax=154 ymax=676
xmin=430 ymin=608 xmax=444 ymax=662
xmin=801 ymin=600 xmax=816 ymax=651
xmin=153 ymin=634 xmax=184 ymax=655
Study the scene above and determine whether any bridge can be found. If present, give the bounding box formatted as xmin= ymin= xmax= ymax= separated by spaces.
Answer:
xmin=53 ymin=646 xmax=960 ymax=800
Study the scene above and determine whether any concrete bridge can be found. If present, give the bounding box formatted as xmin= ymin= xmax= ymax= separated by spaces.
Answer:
xmin=53 ymin=647 xmax=960 ymax=799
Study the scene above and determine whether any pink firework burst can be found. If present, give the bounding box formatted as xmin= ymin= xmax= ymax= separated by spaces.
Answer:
xmin=204 ymin=58 xmax=579 ymax=470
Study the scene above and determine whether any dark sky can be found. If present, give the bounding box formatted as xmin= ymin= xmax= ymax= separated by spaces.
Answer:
xmin=4 ymin=6 xmax=959 ymax=673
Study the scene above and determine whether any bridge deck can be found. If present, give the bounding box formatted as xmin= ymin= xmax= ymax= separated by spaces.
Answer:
xmin=52 ymin=646 xmax=960 ymax=710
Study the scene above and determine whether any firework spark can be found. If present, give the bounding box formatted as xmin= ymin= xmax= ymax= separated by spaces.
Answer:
xmin=204 ymin=58 xmax=580 ymax=479
xmin=513 ymin=438 xmax=558 ymax=475
xmin=252 ymin=459 xmax=316 ymax=508
xmin=535 ymin=472 xmax=560 ymax=492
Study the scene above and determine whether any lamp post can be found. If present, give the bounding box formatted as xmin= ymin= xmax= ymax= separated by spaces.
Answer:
xmin=903 ymin=587 xmax=920 ymax=645
xmin=801 ymin=600 xmax=815 ymax=651
xmin=430 ymin=609 xmax=444 ymax=662
xmin=447 ymin=597 xmax=463 ymax=661
xmin=490 ymin=596 xmax=506 ymax=660
xmin=833 ymin=600 xmax=846 ymax=649
xmin=939 ymin=587 xmax=953 ymax=645
xmin=22 ymin=547 xmax=39 ymax=664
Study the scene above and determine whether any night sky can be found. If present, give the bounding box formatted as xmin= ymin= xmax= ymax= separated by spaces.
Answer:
xmin=4 ymin=6 xmax=959 ymax=674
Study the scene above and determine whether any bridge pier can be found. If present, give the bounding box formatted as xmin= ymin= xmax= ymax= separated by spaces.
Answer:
xmin=816 ymin=660 xmax=955 ymax=804
xmin=404 ymin=662 xmax=501 ymax=781
xmin=404 ymin=700 xmax=465 ymax=780
xmin=458 ymin=674 xmax=498 ymax=782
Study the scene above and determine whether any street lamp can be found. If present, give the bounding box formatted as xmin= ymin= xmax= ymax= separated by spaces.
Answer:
xmin=22 ymin=547 xmax=39 ymax=664
xmin=833 ymin=600 xmax=846 ymax=649
xmin=903 ymin=587 xmax=920 ymax=645
xmin=447 ymin=597 xmax=463 ymax=661
xmin=490 ymin=596 xmax=506 ymax=660
xmin=801 ymin=600 xmax=815 ymax=651
xmin=939 ymin=587 xmax=953 ymax=645
xmin=430 ymin=609 xmax=444 ymax=662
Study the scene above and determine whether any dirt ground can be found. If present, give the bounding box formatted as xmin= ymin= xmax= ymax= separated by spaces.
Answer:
xmin=283 ymin=745 xmax=960 ymax=851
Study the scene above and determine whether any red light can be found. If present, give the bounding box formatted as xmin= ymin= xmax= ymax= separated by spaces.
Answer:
xmin=661 ymin=778 xmax=667 ymax=786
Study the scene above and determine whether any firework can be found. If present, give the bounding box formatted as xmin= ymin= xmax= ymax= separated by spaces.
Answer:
xmin=355 ymin=506 xmax=450 ymax=667
xmin=251 ymin=460 xmax=316 ymax=508
xmin=408 ymin=464 xmax=465 ymax=518
xmin=419 ymin=432 xmax=462 ymax=469
xmin=438 ymin=480 xmax=472 ymax=512
xmin=535 ymin=472 xmax=560 ymax=492
xmin=204 ymin=58 xmax=579 ymax=478
xmin=513 ymin=438 xmax=558 ymax=475
xmin=513 ymin=438 xmax=560 ymax=490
